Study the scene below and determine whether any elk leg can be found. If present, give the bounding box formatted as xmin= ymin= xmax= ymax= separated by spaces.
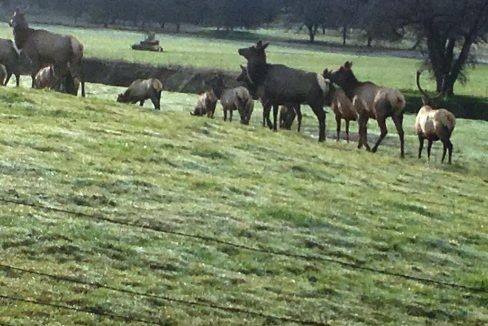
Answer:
xmin=372 ymin=117 xmax=387 ymax=153
xmin=418 ymin=135 xmax=424 ymax=159
xmin=223 ymin=109 xmax=227 ymax=121
xmin=392 ymin=113 xmax=405 ymax=158
xmin=427 ymin=140 xmax=433 ymax=161
xmin=273 ymin=105 xmax=279 ymax=132
xmin=296 ymin=105 xmax=302 ymax=132
xmin=311 ymin=105 xmax=326 ymax=142
xmin=229 ymin=109 xmax=233 ymax=122
xmin=345 ymin=120 xmax=350 ymax=143
xmin=448 ymin=140 xmax=453 ymax=164
xmin=335 ymin=115 xmax=341 ymax=142
xmin=15 ymin=74 xmax=20 ymax=87
xmin=140 ymin=100 xmax=145 ymax=107
xmin=4 ymin=72 xmax=12 ymax=86
xmin=358 ymin=113 xmax=369 ymax=150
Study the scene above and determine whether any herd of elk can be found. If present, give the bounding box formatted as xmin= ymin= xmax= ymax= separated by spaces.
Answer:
xmin=0 ymin=9 xmax=85 ymax=96
xmin=0 ymin=9 xmax=457 ymax=164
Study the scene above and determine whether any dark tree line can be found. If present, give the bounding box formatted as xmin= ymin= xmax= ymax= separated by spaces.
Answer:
xmin=1 ymin=0 xmax=486 ymax=96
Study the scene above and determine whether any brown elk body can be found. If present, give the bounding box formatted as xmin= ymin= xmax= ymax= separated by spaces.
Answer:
xmin=207 ymin=75 xmax=254 ymax=125
xmin=191 ymin=90 xmax=218 ymax=118
xmin=236 ymin=65 xmax=302 ymax=131
xmin=33 ymin=66 xmax=55 ymax=89
xmin=325 ymin=62 xmax=406 ymax=156
xmin=117 ymin=78 xmax=163 ymax=110
xmin=238 ymin=41 xmax=333 ymax=141
xmin=415 ymin=70 xmax=456 ymax=164
xmin=9 ymin=9 xmax=85 ymax=96
xmin=328 ymin=83 xmax=358 ymax=142
xmin=0 ymin=39 xmax=23 ymax=86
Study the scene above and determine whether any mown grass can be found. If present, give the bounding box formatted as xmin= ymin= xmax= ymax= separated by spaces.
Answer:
xmin=0 ymin=85 xmax=487 ymax=324
xmin=1 ymin=22 xmax=487 ymax=99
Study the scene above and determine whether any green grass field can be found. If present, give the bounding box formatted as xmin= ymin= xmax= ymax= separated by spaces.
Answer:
xmin=0 ymin=83 xmax=487 ymax=324
xmin=1 ymin=22 xmax=487 ymax=99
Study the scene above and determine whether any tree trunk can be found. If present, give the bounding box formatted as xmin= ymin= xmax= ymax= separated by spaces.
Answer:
xmin=176 ymin=23 xmax=181 ymax=33
xmin=367 ymin=36 xmax=372 ymax=47
xmin=342 ymin=26 xmax=347 ymax=46
xmin=306 ymin=24 xmax=315 ymax=43
xmin=322 ymin=24 xmax=326 ymax=35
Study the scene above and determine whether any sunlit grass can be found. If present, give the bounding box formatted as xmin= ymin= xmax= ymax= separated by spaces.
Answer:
xmin=0 ymin=85 xmax=487 ymax=324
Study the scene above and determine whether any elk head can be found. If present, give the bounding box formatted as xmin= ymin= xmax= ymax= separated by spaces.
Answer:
xmin=238 ymin=40 xmax=269 ymax=63
xmin=327 ymin=61 xmax=358 ymax=91
xmin=9 ymin=7 xmax=29 ymax=29
xmin=416 ymin=70 xmax=442 ymax=108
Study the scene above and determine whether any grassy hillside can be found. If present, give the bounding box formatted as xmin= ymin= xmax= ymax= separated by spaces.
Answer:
xmin=1 ymin=23 xmax=487 ymax=98
xmin=0 ymin=86 xmax=487 ymax=324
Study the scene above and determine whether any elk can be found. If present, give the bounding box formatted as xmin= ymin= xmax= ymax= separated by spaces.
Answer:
xmin=9 ymin=8 xmax=85 ymax=96
xmin=117 ymin=78 xmax=163 ymax=110
xmin=325 ymin=62 xmax=406 ymax=156
xmin=415 ymin=70 xmax=456 ymax=164
xmin=238 ymin=41 xmax=333 ymax=141
xmin=236 ymin=64 xmax=302 ymax=131
xmin=191 ymin=90 xmax=218 ymax=118
xmin=33 ymin=66 xmax=55 ymax=89
xmin=0 ymin=38 xmax=24 ymax=86
xmin=207 ymin=75 xmax=254 ymax=125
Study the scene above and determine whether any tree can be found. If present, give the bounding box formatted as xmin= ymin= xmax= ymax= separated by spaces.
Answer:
xmin=285 ymin=0 xmax=329 ymax=42
xmin=369 ymin=0 xmax=488 ymax=96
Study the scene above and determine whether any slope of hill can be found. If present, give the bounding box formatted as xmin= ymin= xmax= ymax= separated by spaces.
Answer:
xmin=0 ymin=87 xmax=487 ymax=324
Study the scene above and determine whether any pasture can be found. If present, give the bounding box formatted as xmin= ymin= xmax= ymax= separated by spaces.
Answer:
xmin=0 ymin=22 xmax=487 ymax=99
xmin=0 ymin=19 xmax=487 ymax=324
xmin=0 ymin=83 xmax=487 ymax=324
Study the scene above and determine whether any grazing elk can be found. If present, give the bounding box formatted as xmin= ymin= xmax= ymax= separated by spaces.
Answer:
xmin=191 ymin=90 xmax=218 ymax=118
xmin=236 ymin=64 xmax=302 ymax=131
xmin=415 ymin=70 xmax=456 ymax=164
xmin=117 ymin=78 xmax=163 ymax=110
xmin=9 ymin=8 xmax=85 ymax=96
xmin=207 ymin=75 xmax=254 ymax=125
xmin=325 ymin=62 xmax=406 ymax=156
xmin=34 ymin=65 xmax=80 ymax=95
xmin=238 ymin=41 xmax=333 ymax=141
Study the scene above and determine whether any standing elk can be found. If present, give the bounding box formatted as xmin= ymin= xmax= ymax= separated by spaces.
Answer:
xmin=206 ymin=75 xmax=254 ymax=125
xmin=9 ymin=8 xmax=85 ymax=96
xmin=0 ymin=38 xmax=24 ymax=87
xmin=238 ymin=41 xmax=333 ymax=141
xmin=325 ymin=62 xmax=406 ymax=156
xmin=236 ymin=64 xmax=302 ymax=131
xmin=415 ymin=70 xmax=456 ymax=164
xmin=117 ymin=78 xmax=163 ymax=110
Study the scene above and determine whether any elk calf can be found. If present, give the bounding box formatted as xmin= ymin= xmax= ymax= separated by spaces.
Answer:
xmin=191 ymin=90 xmax=218 ymax=118
xmin=415 ymin=70 xmax=456 ymax=164
xmin=117 ymin=78 xmax=163 ymax=110
xmin=33 ymin=66 xmax=55 ymax=89
xmin=207 ymin=75 xmax=254 ymax=125
xmin=329 ymin=86 xmax=357 ymax=142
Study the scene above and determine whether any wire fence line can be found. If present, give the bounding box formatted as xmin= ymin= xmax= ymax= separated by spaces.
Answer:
xmin=0 ymin=294 xmax=160 ymax=325
xmin=1 ymin=196 xmax=484 ymax=293
xmin=0 ymin=263 xmax=327 ymax=325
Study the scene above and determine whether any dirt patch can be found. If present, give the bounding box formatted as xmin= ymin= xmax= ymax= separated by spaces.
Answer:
xmin=82 ymin=58 xmax=240 ymax=94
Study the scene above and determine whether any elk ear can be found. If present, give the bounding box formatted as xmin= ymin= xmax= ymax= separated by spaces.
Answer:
xmin=256 ymin=40 xmax=262 ymax=47
xmin=262 ymin=42 xmax=270 ymax=50
xmin=344 ymin=61 xmax=353 ymax=69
